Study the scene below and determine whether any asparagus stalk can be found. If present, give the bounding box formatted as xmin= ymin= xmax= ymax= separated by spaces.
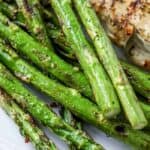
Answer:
xmin=140 ymin=102 xmax=150 ymax=121
xmin=121 ymin=61 xmax=150 ymax=100
xmin=73 ymin=0 xmax=147 ymax=129
xmin=0 ymin=89 xmax=57 ymax=150
xmin=49 ymin=0 xmax=121 ymax=117
xmin=15 ymin=0 xmax=54 ymax=50
xmin=0 ymin=63 xmax=103 ymax=150
xmin=0 ymin=52 xmax=150 ymax=149
xmin=0 ymin=12 xmax=94 ymax=99
xmin=18 ymin=0 xmax=84 ymax=138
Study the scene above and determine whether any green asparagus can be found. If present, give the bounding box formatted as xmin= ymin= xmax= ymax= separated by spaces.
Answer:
xmin=0 ymin=12 xmax=93 ymax=99
xmin=121 ymin=61 xmax=150 ymax=100
xmin=0 ymin=89 xmax=57 ymax=150
xmin=15 ymin=0 xmax=53 ymax=50
xmin=0 ymin=2 xmax=91 ymax=147
xmin=0 ymin=63 xmax=103 ymax=150
xmin=3 ymin=0 xmax=85 ymax=138
xmin=73 ymin=0 xmax=147 ymax=129
xmin=0 ymin=3 xmax=150 ymax=149
xmin=5 ymin=2 xmax=147 ymax=105
xmin=0 ymin=34 xmax=150 ymax=150
xmin=140 ymin=102 xmax=150 ymax=121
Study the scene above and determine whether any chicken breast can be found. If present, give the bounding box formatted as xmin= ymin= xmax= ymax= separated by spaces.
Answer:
xmin=91 ymin=0 xmax=150 ymax=69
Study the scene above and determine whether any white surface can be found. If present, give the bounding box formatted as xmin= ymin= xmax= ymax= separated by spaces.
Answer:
xmin=0 ymin=86 xmax=132 ymax=150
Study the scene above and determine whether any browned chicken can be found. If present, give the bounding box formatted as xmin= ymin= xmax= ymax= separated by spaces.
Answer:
xmin=90 ymin=0 xmax=150 ymax=69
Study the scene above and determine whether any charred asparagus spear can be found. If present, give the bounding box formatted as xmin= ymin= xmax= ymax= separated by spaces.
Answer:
xmin=0 ymin=0 xmax=74 ymax=59
xmin=0 ymin=63 xmax=103 ymax=150
xmin=72 ymin=0 xmax=147 ymax=129
xmin=0 ymin=89 xmax=57 ymax=150
xmin=0 ymin=38 xmax=150 ymax=149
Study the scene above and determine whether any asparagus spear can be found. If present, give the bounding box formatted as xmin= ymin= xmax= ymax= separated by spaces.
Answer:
xmin=45 ymin=3 xmax=150 ymax=126
xmin=0 ymin=0 xmax=86 ymax=134
xmin=0 ymin=34 xmax=150 ymax=149
xmin=0 ymin=12 xmax=94 ymax=99
xmin=49 ymin=0 xmax=121 ymax=118
xmin=73 ymin=0 xmax=147 ymax=129
xmin=0 ymin=89 xmax=57 ymax=150
xmin=121 ymin=61 xmax=150 ymax=100
xmin=15 ymin=0 xmax=54 ymax=50
xmin=140 ymin=102 xmax=150 ymax=121
xmin=0 ymin=63 xmax=104 ymax=150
